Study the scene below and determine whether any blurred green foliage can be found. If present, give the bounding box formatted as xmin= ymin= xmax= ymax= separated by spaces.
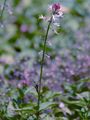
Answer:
xmin=0 ymin=0 xmax=90 ymax=58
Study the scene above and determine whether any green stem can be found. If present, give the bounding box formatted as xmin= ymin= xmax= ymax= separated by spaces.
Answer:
xmin=0 ymin=0 xmax=7 ymax=19
xmin=37 ymin=17 xmax=52 ymax=120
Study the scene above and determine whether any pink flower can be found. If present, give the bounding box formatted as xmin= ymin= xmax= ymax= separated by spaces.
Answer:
xmin=49 ymin=3 xmax=63 ymax=19
xmin=39 ymin=3 xmax=63 ymax=33
xmin=52 ymin=3 xmax=61 ymax=12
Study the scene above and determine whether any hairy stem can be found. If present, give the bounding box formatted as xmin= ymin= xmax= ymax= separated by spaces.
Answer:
xmin=36 ymin=17 xmax=52 ymax=120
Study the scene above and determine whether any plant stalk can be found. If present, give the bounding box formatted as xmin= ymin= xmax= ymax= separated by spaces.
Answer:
xmin=37 ymin=17 xmax=52 ymax=120
xmin=0 ymin=0 xmax=7 ymax=20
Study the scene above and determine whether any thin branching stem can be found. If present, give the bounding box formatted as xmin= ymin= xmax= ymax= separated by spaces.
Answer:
xmin=37 ymin=16 xmax=52 ymax=120
xmin=0 ymin=0 xmax=7 ymax=21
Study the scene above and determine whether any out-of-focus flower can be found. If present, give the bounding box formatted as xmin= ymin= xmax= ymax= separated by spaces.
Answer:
xmin=59 ymin=102 xmax=65 ymax=108
xmin=20 ymin=24 xmax=28 ymax=32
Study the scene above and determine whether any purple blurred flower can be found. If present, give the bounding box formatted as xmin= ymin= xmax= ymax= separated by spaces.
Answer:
xmin=20 ymin=24 xmax=28 ymax=32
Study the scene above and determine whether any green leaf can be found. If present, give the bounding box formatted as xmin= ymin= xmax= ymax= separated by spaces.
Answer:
xmin=40 ymin=102 xmax=57 ymax=112
xmin=61 ymin=97 xmax=86 ymax=107
xmin=77 ymin=92 xmax=90 ymax=100
xmin=7 ymin=101 xmax=15 ymax=117
xmin=25 ymin=87 xmax=37 ymax=96
xmin=45 ymin=92 xmax=61 ymax=101
xmin=14 ymin=107 xmax=35 ymax=113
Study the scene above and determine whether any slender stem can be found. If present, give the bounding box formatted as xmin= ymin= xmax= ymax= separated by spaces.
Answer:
xmin=0 ymin=0 xmax=7 ymax=21
xmin=37 ymin=17 xmax=52 ymax=120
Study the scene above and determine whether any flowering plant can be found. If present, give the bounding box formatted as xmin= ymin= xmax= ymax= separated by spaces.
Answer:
xmin=36 ymin=3 xmax=63 ymax=120
xmin=1 ymin=0 xmax=90 ymax=120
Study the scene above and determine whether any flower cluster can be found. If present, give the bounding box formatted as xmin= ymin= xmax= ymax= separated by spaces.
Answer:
xmin=39 ymin=3 xmax=63 ymax=33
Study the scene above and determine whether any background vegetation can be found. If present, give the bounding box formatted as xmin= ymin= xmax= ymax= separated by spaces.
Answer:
xmin=0 ymin=0 xmax=90 ymax=120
